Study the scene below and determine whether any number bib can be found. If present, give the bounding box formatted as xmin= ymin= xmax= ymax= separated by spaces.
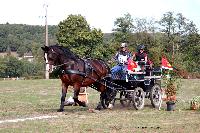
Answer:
xmin=118 ymin=54 xmax=128 ymax=64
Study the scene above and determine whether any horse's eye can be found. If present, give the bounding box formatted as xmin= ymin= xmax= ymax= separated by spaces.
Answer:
xmin=48 ymin=57 xmax=53 ymax=61
xmin=48 ymin=54 xmax=54 ymax=59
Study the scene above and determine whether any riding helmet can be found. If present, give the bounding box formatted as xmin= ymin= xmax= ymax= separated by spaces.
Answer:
xmin=137 ymin=44 xmax=145 ymax=50
xmin=120 ymin=43 xmax=127 ymax=48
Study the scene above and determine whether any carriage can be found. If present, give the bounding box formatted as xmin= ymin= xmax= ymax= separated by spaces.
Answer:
xmin=103 ymin=61 xmax=162 ymax=110
xmin=42 ymin=45 xmax=163 ymax=111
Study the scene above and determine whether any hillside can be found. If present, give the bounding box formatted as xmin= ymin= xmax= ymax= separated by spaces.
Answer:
xmin=0 ymin=24 xmax=58 ymax=55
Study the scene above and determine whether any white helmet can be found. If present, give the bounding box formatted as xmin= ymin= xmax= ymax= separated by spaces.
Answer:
xmin=120 ymin=43 xmax=127 ymax=48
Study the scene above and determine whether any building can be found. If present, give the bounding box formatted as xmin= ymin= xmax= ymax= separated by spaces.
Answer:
xmin=23 ymin=51 xmax=34 ymax=62
xmin=0 ymin=51 xmax=34 ymax=62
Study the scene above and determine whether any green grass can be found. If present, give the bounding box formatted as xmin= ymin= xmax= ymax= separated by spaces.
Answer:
xmin=0 ymin=79 xmax=200 ymax=133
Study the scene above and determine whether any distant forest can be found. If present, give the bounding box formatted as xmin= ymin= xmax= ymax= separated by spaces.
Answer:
xmin=0 ymin=23 xmax=58 ymax=55
xmin=0 ymin=23 xmax=111 ymax=56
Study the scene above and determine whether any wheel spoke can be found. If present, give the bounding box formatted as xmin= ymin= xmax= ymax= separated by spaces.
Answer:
xmin=132 ymin=87 xmax=144 ymax=110
xmin=150 ymin=84 xmax=162 ymax=108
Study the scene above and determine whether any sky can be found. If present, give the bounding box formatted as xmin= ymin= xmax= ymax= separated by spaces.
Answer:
xmin=0 ymin=0 xmax=200 ymax=33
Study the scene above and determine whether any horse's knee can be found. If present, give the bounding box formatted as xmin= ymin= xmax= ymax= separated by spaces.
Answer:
xmin=73 ymin=89 xmax=80 ymax=98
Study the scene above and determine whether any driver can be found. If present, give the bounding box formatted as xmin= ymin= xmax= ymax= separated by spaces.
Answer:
xmin=111 ymin=43 xmax=132 ymax=78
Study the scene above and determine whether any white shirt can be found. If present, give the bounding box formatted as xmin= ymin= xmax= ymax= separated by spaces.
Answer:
xmin=117 ymin=54 xmax=128 ymax=64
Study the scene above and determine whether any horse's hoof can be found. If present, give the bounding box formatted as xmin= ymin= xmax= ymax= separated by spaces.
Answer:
xmin=95 ymin=105 xmax=102 ymax=110
xmin=57 ymin=108 xmax=64 ymax=112
xmin=95 ymin=107 xmax=101 ymax=110
xmin=108 ymin=103 xmax=114 ymax=109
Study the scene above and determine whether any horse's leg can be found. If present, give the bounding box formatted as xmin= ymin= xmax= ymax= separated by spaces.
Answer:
xmin=57 ymin=83 xmax=68 ymax=112
xmin=98 ymin=81 xmax=116 ymax=110
xmin=73 ymin=84 xmax=87 ymax=107
xmin=95 ymin=92 xmax=104 ymax=110
xmin=95 ymin=84 xmax=108 ymax=110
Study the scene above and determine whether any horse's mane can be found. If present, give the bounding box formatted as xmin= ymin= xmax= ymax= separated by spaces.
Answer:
xmin=50 ymin=45 xmax=109 ymax=69
xmin=51 ymin=45 xmax=80 ymax=61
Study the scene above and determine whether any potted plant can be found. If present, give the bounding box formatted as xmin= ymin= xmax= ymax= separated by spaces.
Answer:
xmin=162 ymin=70 xmax=181 ymax=111
xmin=165 ymin=78 xmax=177 ymax=111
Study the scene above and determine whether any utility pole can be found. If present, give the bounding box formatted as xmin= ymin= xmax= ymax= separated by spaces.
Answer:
xmin=44 ymin=4 xmax=49 ymax=79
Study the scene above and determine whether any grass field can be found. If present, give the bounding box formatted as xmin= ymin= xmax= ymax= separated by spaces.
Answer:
xmin=0 ymin=79 xmax=200 ymax=133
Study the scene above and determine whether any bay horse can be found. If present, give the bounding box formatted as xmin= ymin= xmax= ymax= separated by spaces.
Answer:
xmin=41 ymin=44 xmax=115 ymax=112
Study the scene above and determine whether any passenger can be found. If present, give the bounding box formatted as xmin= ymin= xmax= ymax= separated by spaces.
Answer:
xmin=111 ymin=43 xmax=132 ymax=79
xmin=133 ymin=44 xmax=147 ymax=62
xmin=133 ymin=44 xmax=153 ymax=69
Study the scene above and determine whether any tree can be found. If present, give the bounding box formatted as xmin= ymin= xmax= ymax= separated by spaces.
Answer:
xmin=0 ymin=56 xmax=44 ymax=78
xmin=181 ymin=32 xmax=200 ymax=72
xmin=159 ymin=12 xmax=200 ymax=72
xmin=21 ymin=59 xmax=43 ymax=78
xmin=133 ymin=17 xmax=157 ymax=46
xmin=57 ymin=14 xmax=103 ymax=57
xmin=159 ymin=12 xmax=186 ymax=62
xmin=112 ymin=13 xmax=135 ymax=43
xmin=3 ymin=56 xmax=23 ymax=77
xmin=159 ymin=12 xmax=176 ymax=56
xmin=0 ymin=58 xmax=6 ymax=77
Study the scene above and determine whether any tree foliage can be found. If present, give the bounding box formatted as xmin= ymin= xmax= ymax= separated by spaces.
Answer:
xmin=57 ymin=14 xmax=103 ymax=57
xmin=0 ymin=24 xmax=58 ymax=54
xmin=112 ymin=13 xmax=134 ymax=43
xmin=108 ymin=12 xmax=200 ymax=73
xmin=0 ymin=11 xmax=199 ymax=78
xmin=0 ymin=56 xmax=43 ymax=78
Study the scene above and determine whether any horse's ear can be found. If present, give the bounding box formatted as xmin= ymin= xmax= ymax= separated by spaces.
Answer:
xmin=41 ymin=46 xmax=49 ymax=52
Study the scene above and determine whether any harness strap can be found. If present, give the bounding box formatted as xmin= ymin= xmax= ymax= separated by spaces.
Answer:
xmin=64 ymin=69 xmax=86 ymax=77
xmin=64 ymin=69 xmax=100 ymax=83
xmin=84 ymin=59 xmax=92 ymax=77
xmin=86 ymin=59 xmax=103 ymax=79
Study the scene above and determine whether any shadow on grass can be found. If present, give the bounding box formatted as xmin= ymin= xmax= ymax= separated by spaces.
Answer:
xmin=111 ymin=103 xmax=155 ymax=110
xmin=35 ymin=102 xmax=159 ymax=114
xmin=35 ymin=106 xmax=89 ymax=113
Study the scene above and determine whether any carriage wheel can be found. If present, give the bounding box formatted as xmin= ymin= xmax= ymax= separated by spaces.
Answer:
xmin=120 ymin=91 xmax=132 ymax=107
xmin=150 ymin=84 xmax=162 ymax=108
xmin=132 ymin=87 xmax=145 ymax=110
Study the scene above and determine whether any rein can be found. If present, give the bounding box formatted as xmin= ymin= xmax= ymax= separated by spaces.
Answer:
xmin=50 ymin=61 xmax=74 ymax=67
xmin=47 ymin=61 xmax=75 ymax=68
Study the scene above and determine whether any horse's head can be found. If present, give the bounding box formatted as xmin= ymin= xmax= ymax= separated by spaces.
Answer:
xmin=41 ymin=45 xmax=61 ymax=66
xmin=41 ymin=45 xmax=80 ymax=67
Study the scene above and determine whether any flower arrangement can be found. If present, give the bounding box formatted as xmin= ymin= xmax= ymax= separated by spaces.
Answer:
xmin=190 ymin=96 xmax=200 ymax=110
xmin=162 ymin=70 xmax=181 ymax=103
xmin=165 ymin=78 xmax=177 ymax=102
